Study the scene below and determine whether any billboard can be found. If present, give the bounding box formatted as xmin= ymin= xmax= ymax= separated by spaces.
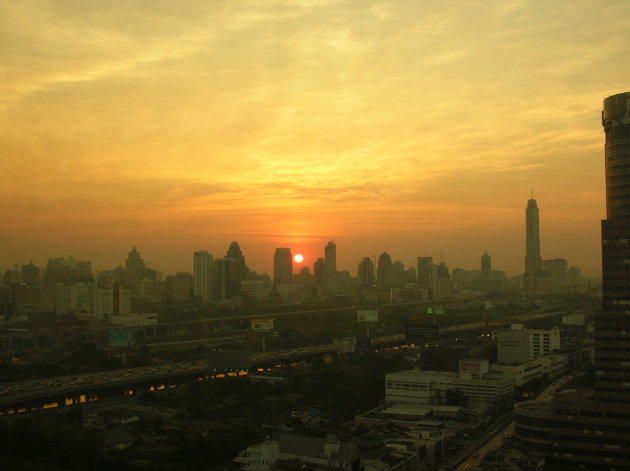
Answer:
xmin=405 ymin=324 xmax=439 ymax=340
xmin=458 ymin=359 xmax=489 ymax=374
xmin=357 ymin=310 xmax=379 ymax=323
xmin=108 ymin=330 xmax=132 ymax=347
xmin=251 ymin=318 xmax=274 ymax=331
xmin=426 ymin=305 xmax=445 ymax=315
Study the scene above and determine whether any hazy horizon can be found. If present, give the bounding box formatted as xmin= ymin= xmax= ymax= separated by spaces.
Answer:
xmin=3 ymin=1 xmax=629 ymax=279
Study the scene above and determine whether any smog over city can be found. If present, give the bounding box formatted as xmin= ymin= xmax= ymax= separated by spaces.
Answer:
xmin=2 ymin=1 xmax=630 ymax=470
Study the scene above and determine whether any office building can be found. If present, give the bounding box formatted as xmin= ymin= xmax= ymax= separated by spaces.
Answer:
xmin=193 ymin=251 xmax=213 ymax=303
xmin=21 ymin=262 xmax=40 ymax=285
xmin=376 ymin=252 xmax=393 ymax=289
xmin=481 ymin=251 xmax=491 ymax=278
xmin=213 ymin=257 xmax=235 ymax=300
xmin=357 ymin=257 xmax=375 ymax=287
xmin=514 ymin=92 xmax=630 ymax=469
xmin=273 ymin=248 xmax=293 ymax=285
xmin=417 ymin=257 xmax=433 ymax=290
xmin=125 ymin=246 xmax=146 ymax=282
xmin=225 ymin=241 xmax=248 ymax=295
xmin=313 ymin=257 xmax=325 ymax=289
xmin=324 ymin=240 xmax=336 ymax=293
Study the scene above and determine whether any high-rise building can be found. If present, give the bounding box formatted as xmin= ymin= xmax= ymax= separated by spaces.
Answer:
xmin=514 ymin=92 xmax=630 ymax=469
xmin=125 ymin=246 xmax=146 ymax=282
xmin=524 ymin=197 xmax=542 ymax=290
xmin=524 ymin=198 xmax=541 ymax=274
xmin=357 ymin=257 xmax=375 ymax=287
xmin=417 ymin=257 xmax=433 ymax=290
xmin=376 ymin=252 xmax=393 ymax=289
xmin=598 ymin=91 xmax=630 ymax=402
xmin=481 ymin=252 xmax=491 ymax=279
xmin=193 ymin=251 xmax=213 ymax=303
xmin=324 ymin=241 xmax=336 ymax=294
xmin=313 ymin=258 xmax=325 ymax=289
xmin=225 ymin=241 xmax=248 ymax=295
xmin=274 ymin=248 xmax=293 ymax=285
xmin=213 ymin=257 xmax=236 ymax=300
xmin=21 ymin=262 xmax=40 ymax=285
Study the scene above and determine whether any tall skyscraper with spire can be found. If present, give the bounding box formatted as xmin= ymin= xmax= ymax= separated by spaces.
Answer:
xmin=524 ymin=195 xmax=541 ymax=276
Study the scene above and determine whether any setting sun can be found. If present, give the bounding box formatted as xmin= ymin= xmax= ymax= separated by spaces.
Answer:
xmin=294 ymin=254 xmax=304 ymax=263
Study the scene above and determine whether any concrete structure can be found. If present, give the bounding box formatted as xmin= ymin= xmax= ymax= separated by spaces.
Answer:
xmin=495 ymin=325 xmax=561 ymax=360
xmin=496 ymin=328 xmax=529 ymax=364
xmin=528 ymin=327 xmax=560 ymax=358
xmin=193 ymin=250 xmax=213 ymax=303
xmin=490 ymin=355 xmax=566 ymax=387
xmin=385 ymin=366 xmax=514 ymax=411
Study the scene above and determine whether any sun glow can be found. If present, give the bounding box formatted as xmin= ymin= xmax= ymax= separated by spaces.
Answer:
xmin=294 ymin=254 xmax=303 ymax=263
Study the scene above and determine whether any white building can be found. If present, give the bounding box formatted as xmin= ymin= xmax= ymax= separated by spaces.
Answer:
xmin=193 ymin=251 xmax=213 ymax=303
xmin=385 ymin=363 xmax=515 ymax=411
xmin=528 ymin=327 xmax=560 ymax=358
xmin=94 ymin=284 xmax=131 ymax=319
xmin=490 ymin=355 xmax=567 ymax=386
xmin=494 ymin=325 xmax=561 ymax=361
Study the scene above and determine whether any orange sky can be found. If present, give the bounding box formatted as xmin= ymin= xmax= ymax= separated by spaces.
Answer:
xmin=2 ymin=0 xmax=630 ymax=277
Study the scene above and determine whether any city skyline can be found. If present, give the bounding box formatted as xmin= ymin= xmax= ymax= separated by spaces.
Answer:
xmin=3 ymin=1 xmax=630 ymax=277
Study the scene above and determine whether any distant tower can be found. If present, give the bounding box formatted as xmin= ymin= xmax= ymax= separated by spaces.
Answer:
xmin=225 ymin=241 xmax=248 ymax=295
xmin=21 ymin=262 xmax=40 ymax=285
xmin=481 ymin=251 xmax=491 ymax=278
xmin=193 ymin=251 xmax=213 ymax=303
xmin=125 ymin=246 xmax=146 ymax=282
xmin=213 ymin=257 xmax=235 ymax=300
xmin=274 ymin=248 xmax=293 ymax=285
xmin=314 ymin=258 xmax=326 ymax=288
xmin=357 ymin=257 xmax=375 ymax=287
xmin=377 ymin=252 xmax=393 ymax=289
xmin=524 ymin=197 xmax=542 ymax=278
xmin=417 ymin=257 xmax=433 ymax=290
xmin=324 ymin=240 xmax=336 ymax=294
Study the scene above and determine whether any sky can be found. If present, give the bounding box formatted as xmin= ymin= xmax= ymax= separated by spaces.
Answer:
xmin=2 ymin=0 xmax=630 ymax=278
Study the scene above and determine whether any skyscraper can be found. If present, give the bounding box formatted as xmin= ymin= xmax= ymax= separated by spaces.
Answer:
xmin=274 ymin=248 xmax=293 ymax=285
xmin=324 ymin=240 xmax=336 ymax=294
xmin=193 ymin=251 xmax=213 ymax=303
xmin=481 ymin=251 xmax=491 ymax=278
xmin=225 ymin=241 xmax=248 ymax=296
xmin=376 ymin=252 xmax=393 ymax=289
xmin=514 ymin=92 xmax=630 ymax=470
xmin=357 ymin=257 xmax=375 ymax=287
xmin=417 ymin=257 xmax=433 ymax=290
xmin=598 ymin=91 xmax=630 ymax=402
xmin=524 ymin=197 xmax=541 ymax=277
xmin=125 ymin=246 xmax=146 ymax=282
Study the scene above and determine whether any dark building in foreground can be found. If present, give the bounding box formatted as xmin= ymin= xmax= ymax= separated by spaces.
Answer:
xmin=515 ymin=92 xmax=630 ymax=469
